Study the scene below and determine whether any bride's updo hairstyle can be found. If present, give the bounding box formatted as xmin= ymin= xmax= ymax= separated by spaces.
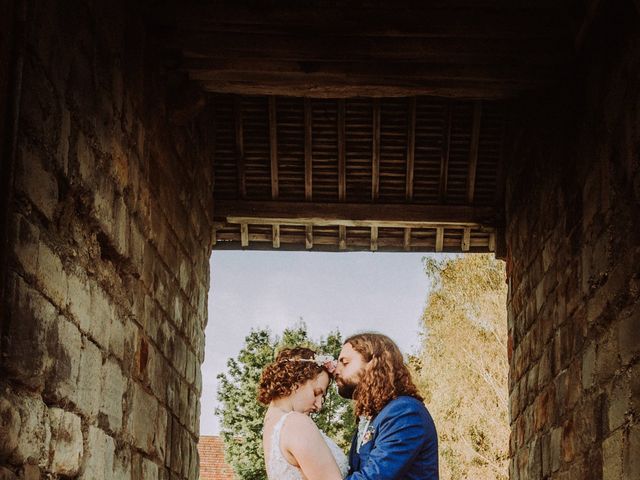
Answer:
xmin=258 ymin=347 xmax=327 ymax=405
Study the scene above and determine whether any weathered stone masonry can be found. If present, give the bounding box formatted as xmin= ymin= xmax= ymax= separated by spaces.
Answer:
xmin=1 ymin=2 xmax=214 ymax=479
xmin=505 ymin=6 xmax=640 ymax=480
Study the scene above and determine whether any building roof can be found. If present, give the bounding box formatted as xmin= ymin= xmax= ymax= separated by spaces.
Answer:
xmin=198 ymin=436 xmax=235 ymax=480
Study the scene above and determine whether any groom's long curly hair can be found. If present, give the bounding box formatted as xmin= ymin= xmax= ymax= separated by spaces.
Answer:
xmin=346 ymin=333 xmax=423 ymax=418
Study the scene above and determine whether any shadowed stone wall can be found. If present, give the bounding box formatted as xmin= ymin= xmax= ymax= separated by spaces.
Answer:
xmin=505 ymin=4 xmax=640 ymax=479
xmin=0 ymin=1 xmax=214 ymax=478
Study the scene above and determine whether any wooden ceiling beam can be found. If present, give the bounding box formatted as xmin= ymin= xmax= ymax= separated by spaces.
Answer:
xmin=214 ymin=200 xmax=498 ymax=227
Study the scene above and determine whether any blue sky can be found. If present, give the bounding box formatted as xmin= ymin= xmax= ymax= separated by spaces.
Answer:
xmin=200 ymin=250 xmax=436 ymax=435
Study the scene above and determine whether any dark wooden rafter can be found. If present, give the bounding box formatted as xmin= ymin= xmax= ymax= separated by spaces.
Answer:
xmin=304 ymin=98 xmax=313 ymax=201
xmin=404 ymin=97 xmax=416 ymax=250
xmin=338 ymin=99 xmax=346 ymax=201
xmin=440 ymin=102 xmax=452 ymax=203
xmin=234 ymin=97 xmax=246 ymax=198
xmin=269 ymin=95 xmax=279 ymax=200
xmin=372 ymin=99 xmax=381 ymax=201
xmin=467 ymin=100 xmax=482 ymax=204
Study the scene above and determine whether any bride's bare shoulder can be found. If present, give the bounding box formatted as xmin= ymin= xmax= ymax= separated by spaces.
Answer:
xmin=281 ymin=412 xmax=323 ymax=441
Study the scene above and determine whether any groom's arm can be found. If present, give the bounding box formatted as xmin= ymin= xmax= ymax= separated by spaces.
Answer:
xmin=345 ymin=400 xmax=438 ymax=480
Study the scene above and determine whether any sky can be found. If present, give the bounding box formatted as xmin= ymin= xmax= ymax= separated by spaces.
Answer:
xmin=200 ymin=250 xmax=438 ymax=435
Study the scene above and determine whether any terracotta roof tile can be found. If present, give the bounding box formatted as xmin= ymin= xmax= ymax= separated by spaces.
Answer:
xmin=198 ymin=436 xmax=236 ymax=480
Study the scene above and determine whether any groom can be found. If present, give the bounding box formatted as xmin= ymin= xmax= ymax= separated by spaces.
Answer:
xmin=335 ymin=332 xmax=439 ymax=479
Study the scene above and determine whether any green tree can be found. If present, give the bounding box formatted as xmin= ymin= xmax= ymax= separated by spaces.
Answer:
xmin=216 ymin=322 xmax=355 ymax=480
xmin=411 ymin=254 xmax=509 ymax=480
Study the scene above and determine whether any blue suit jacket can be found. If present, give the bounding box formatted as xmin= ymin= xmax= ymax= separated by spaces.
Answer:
xmin=346 ymin=396 xmax=439 ymax=480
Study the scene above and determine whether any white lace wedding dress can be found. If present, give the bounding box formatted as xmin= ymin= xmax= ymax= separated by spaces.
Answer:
xmin=266 ymin=412 xmax=349 ymax=479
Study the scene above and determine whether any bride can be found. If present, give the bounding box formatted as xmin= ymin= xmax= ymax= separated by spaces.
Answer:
xmin=258 ymin=347 xmax=348 ymax=480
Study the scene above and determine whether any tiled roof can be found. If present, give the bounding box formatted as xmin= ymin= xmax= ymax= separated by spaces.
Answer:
xmin=198 ymin=436 xmax=236 ymax=480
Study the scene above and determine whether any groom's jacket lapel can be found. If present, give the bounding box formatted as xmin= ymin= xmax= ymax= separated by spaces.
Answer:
xmin=348 ymin=428 xmax=360 ymax=473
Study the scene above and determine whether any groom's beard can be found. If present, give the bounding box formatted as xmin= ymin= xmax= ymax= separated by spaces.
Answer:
xmin=337 ymin=379 xmax=358 ymax=399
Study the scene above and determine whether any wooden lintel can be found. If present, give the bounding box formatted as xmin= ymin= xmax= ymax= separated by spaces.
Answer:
xmin=435 ymin=227 xmax=444 ymax=252
xmin=240 ymin=223 xmax=249 ymax=247
xmin=403 ymin=228 xmax=411 ymax=251
xmin=462 ymin=227 xmax=471 ymax=251
xmin=440 ymin=102 xmax=452 ymax=203
xmin=372 ymin=99 xmax=380 ymax=201
xmin=272 ymin=224 xmax=280 ymax=248
xmin=269 ymin=96 xmax=279 ymax=199
xmin=406 ymin=98 xmax=416 ymax=201
xmin=305 ymin=225 xmax=313 ymax=249
xmin=215 ymin=200 xmax=497 ymax=227
xmin=234 ymin=98 xmax=246 ymax=198
xmin=339 ymin=225 xmax=347 ymax=250
xmin=467 ymin=101 xmax=482 ymax=204
xmin=371 ymin=226 xmax=378 ymax=251
xmin=304 ymin=98 xmax=313 ymax=201
xmin=338 ymin=99 xmax=346 ymax=201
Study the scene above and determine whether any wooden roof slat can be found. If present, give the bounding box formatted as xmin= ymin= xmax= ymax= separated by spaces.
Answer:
xmin=439 ymin=102 xmax=452 ymax=203
xmin=338 ymin=99 xmax=346 ymax=201
xmin=269 ymin=96 xmax=279 ymax=199
xmin=304 ymin=98 xmax=313 ymax=201
xmin=405 ymin=98 xmax=416 ymax=201
xmin=372 ymin=99 xmax=380 ymax=201
xmin=234 ymin=98 xmax=246 ymax=198
xmin=467 ymin=101 xmax=482 ymax=204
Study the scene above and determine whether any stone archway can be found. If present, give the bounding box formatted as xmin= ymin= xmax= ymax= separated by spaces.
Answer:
xmin=1 ymin=1 xmax=639 ymax=479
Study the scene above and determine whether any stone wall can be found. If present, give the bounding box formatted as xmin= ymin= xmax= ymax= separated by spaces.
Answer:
xmin=505 ymin=3 xmax=640 ymax=479
xmin=0 ymin=1 xmax=214 ymax=479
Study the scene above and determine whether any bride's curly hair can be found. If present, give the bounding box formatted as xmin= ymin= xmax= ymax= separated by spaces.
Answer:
xmin=257 ymin=347 xmax=327 ymax=404
xmin=347 ymin=333 xmax=423 ymax=418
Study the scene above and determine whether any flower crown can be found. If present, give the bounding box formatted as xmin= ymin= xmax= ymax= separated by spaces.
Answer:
xmin=286 ymin=354 xmax=337 ymax=373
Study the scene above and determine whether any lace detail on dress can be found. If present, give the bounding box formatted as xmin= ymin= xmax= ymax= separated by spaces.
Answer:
xmin=266 ymin=413 xmax=349 ymax=479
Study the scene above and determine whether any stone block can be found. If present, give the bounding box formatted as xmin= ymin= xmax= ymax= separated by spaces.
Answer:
xmin=16 ymin=146 xmax=58 ymax=222
xmin=618 ymin=306 xmax=640 ymax=366
xmin=11 ymin=214 xmax=39 ymax=277
xmin=76 ymin=130 xmax=97 ymax=185
xmin=48 ymin=407 xmax=83 ymax=475
xmin=67 ymin=273 xmax=92 ymax=334
xmin=113 ymin=193 xmax=130 ymax=257
xmin=113 ymin=447 xmax=132 ymax=480
xmin=87 ymin=284 xmax=114 ymax=351
xmin=0 ymin=467 xmax=17 ymax=480
xmin=77 ymin=338 xmax=103 ymax=420
xmin=5 ymin=277 xmax=56 ymax=390
xmin=607 ymin=377 xmax=630 ymax=432
xmin=582 ymin=341 xmax=596 ymax=390
xmin=0 ymin=394 xmax=20 ymax=458
xmin=154 ymin=406 xmax=168 ymax=462
xmin=8 ymin=393 xmax=50 ymax=468
xmin=596 ymin=332 xmax=619 ymax=383
xmin=602 ymin=429 xmax=623 ymax=480
xmin=624 ymin=423 xmax=640 ymax=479
xmin=127 ymin=383 xmax=158 ymax=455
xmin=81 ymin=426 xmax=115 ymax=479
xmin=36 ymin=242 xmax=68 ymax=309
xmin=99 ymin=358 xmax=127 ymax=433
xmin=45 ymin=316 xmax=82 ymax=404
xmin=142 ymin=458 xmax=159 ymax=480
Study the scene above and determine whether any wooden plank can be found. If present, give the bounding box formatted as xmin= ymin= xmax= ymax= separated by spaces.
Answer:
xmin=338 ymin=99 xmax=346 ymax=201
xmin=403 ymin=228 xmax=412 ymax=251
xmin=372 ymin=99 xmax=380 ymax=201
xmin=305 ymin=225 xmax=313 ymax=249
xmin=462 ymin=227 xmax=471 ymax=251
xmin=439 ymin=102 xmax=452 ymax=202
xmin=304 ymin=98 xmax=313 ymax=201
xmin=467 ymin=101 xmax=482 ymax=204
xmin=269 ymin=95 xmax=279 ymax=199
xmin=405 ymin=97 xmax=416 ymax=201
xmin=339 ymin=225 xmax=347 ymax=250
xmin=234 ymin=97 xmax=246 ymax=198
xmin=240 ymin=223 xmax=249 ymax=247
xmin=370 ymin=226 xmax=378 ymax=252
xmin=272 ymin=224 xmax=280 ymax=248
xmin=215 ymin=200 xmax=497 ymax=226
xmin=435 ymin=227 xmax=444 ymax=252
